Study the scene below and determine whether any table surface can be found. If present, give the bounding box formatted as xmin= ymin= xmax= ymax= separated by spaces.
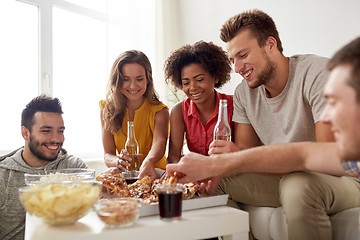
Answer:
xmin=25 ymin=205 xmax=249 ymax=240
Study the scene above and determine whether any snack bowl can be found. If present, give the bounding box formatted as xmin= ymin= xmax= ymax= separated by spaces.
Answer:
xmin=19 ymin=181 xmax=101 ymax=225
xmin=94 ymin=198 xmax=143 ymax=228
xmin=24 ymin=168 xmax=95 ymax=185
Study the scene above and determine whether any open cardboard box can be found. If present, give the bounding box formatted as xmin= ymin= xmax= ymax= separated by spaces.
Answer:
xmin=139 ymin=194 xmax=229 ymax=217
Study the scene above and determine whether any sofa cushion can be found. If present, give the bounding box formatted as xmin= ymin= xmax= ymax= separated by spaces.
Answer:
xmin=242 ymin=205 xmax=360 ymax=240
xmin=331 ymin=207 xmax=360 ymax=240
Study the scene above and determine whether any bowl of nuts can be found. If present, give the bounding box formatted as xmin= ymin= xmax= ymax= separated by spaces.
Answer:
xmin=94 ymin=198 xmax=143 ymax=228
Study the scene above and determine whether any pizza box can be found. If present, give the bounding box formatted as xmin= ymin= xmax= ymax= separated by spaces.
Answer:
xmin=139 ymin=194 xmax=229 ymax=217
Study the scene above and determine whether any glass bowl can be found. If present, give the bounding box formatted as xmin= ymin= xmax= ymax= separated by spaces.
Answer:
xmin=94 ymin=198 xmax=143 ymax=228
xmin=19 ymin=180 xmax=101 ymax=225
xmin=24 ymin=168 xmax=95 ymax=185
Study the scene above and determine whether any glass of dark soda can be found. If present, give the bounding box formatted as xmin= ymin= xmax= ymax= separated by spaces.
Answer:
xmin=122 ymin=170 xmax=140 ymax=184
xmin=156 ymin=183 xmax=183 ymax=220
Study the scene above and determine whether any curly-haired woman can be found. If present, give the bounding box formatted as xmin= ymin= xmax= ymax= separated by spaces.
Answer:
xmin=164 ymin=41 xmax=233 ymax=164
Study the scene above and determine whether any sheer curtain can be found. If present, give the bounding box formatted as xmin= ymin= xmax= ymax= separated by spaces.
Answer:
xmin=155 ymin=0 xmax=186 ymax=108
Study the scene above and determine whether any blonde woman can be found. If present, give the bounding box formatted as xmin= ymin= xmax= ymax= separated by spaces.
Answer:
xmin=100 ymin=50 xmax=168 ymax=180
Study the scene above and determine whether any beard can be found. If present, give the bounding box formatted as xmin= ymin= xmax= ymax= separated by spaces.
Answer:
xmin=28 ymin=135 xmax=62 ymax=162
xmin=249 ymin=54 xmax=276 ymax=89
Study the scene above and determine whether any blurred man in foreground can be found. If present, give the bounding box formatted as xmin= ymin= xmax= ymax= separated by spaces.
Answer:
xmin=0 ymin=95 xmax=87 ymax=240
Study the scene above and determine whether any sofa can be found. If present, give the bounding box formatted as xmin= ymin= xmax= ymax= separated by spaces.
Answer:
xmin=241 ymin=204 xmax=360 ymax=240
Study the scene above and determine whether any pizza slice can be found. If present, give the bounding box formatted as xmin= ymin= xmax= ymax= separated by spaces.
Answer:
xmin=128 ymin=176 xmax=151 ymax=198
xmin=182 ymin=182 xmax=196 ymax=199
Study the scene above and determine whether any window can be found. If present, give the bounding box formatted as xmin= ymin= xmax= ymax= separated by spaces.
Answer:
xmin=0 ymin=0 xmax=156 ymax=160
xmin=52 ymin=6 xmax=107 ymax=156
xmin=0 ymin=0 xmax=38 ymax=150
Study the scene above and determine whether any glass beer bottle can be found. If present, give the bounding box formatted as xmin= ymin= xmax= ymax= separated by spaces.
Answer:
xmin=213 ymin=99 xmax=231 ymax=141
xmin=125 ymin=121 xmax=140 ymax=171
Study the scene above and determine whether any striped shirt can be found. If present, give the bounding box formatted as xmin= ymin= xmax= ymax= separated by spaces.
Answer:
xmin=341 ymin=161 xmax=360 ymax=180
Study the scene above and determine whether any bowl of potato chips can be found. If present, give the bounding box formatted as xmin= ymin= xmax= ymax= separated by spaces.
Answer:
xmin=19 ymin=169 xmax=101 ymax=225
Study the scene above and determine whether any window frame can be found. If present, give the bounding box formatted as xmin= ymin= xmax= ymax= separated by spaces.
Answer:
xmin=2 ymin=0 xmax=159 ymax=160
xmin=18 ymin=0 xmax=109 ymax=96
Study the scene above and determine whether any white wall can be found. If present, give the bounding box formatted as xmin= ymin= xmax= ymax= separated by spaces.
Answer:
xmin=172 ymin=0 xmax=360 ymax=95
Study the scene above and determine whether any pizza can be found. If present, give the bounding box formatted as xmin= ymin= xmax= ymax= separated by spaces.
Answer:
xmin=183 ymin=182 xmax=197 ymax=199
xmin=96 ymin=173 xmax=129 ymax=197
xmin=96 ymin=172 xmax=197 ymax=204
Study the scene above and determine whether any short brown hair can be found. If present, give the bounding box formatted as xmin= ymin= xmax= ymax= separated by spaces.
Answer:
xmin=164 ymin=41 xmax=232 ymax=90
xmin=220 ymin=9 xmax=283 ymax=53
xmin=328 ymin=37 xmax=360 ymax=102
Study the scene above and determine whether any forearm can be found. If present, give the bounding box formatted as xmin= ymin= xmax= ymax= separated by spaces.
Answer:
xmin=101 ymin=126 xmax=118 ymax=168
xmin=214 ymin=143 xmax=303 ymax=177
xmin=167 ymin=143 xmax=183 ymax=164
xmin=167 ymin=153 xmax=181 ymax=164
xmin=212 ymin=142 xmax=342 ymax=178
xmin=142 ymin=140 xmax=167 ymax=166
xmin=104 ymin=153 xmax=119 ymax=168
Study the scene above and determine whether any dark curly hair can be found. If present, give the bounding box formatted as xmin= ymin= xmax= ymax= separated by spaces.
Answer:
xmin=164 ymin=41 xmax=232 ymax=90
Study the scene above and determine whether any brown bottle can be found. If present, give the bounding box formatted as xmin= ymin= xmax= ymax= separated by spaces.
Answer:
xmin=125 ymin=121 xmax=140 ymax=171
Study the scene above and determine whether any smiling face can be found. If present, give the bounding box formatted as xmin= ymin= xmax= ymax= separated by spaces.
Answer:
xmin=120 ymin=63 xmax=147 ymax=105
xmin=321 ymin=64 xmax=360 ymax=160
xmin=181 ymin=63 xmax=218 ymax=105
xmin=24 ymin=112 xmax=65 ymax=162
xmin=226 ymin=29 xmax=276 ymax=89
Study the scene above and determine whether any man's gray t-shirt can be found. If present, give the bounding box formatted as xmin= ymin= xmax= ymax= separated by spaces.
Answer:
xmin=233 ymin=54 xmax=329 ymax=145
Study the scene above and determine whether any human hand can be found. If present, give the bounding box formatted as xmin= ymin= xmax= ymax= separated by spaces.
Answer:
xmin=138 ymin=161 xmax=157 ymax=182
xmin=101 ymin=167 xmax=120 ymax=175
xmin=208 ymin=140 xmax=240 ymax=155
xmin=116 ymin=149 xmax=132 ymax=171
xmin=166 ymin=152 xmax=216 ymax=183
xmin=117 ymin=150 xmax=143 ymax=171
xmin=196 ymin=176 xmax=222 ymax=195
xmin=99 ymin=167 xmax=120 ymax=194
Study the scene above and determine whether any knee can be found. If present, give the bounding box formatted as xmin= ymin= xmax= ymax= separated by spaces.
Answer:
xmin=279 ymin=172 xmax=322 ymax=207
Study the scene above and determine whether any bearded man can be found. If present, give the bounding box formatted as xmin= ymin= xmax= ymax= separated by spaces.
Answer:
xmin=0 ymin=95 xmax=87 ymax=240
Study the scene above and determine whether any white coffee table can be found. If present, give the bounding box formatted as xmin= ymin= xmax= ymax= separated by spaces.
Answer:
xmin=25 ymin=206 xmax=249 ymax=240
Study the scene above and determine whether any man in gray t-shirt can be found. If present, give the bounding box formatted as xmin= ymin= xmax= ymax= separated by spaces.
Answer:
xmin=0 ymin=95 xmax=87 ymax=240
xmin=207 ymin=10 xmax=360 ymax=240
xmin=233 ymin=54 xmax=329 ymax=145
